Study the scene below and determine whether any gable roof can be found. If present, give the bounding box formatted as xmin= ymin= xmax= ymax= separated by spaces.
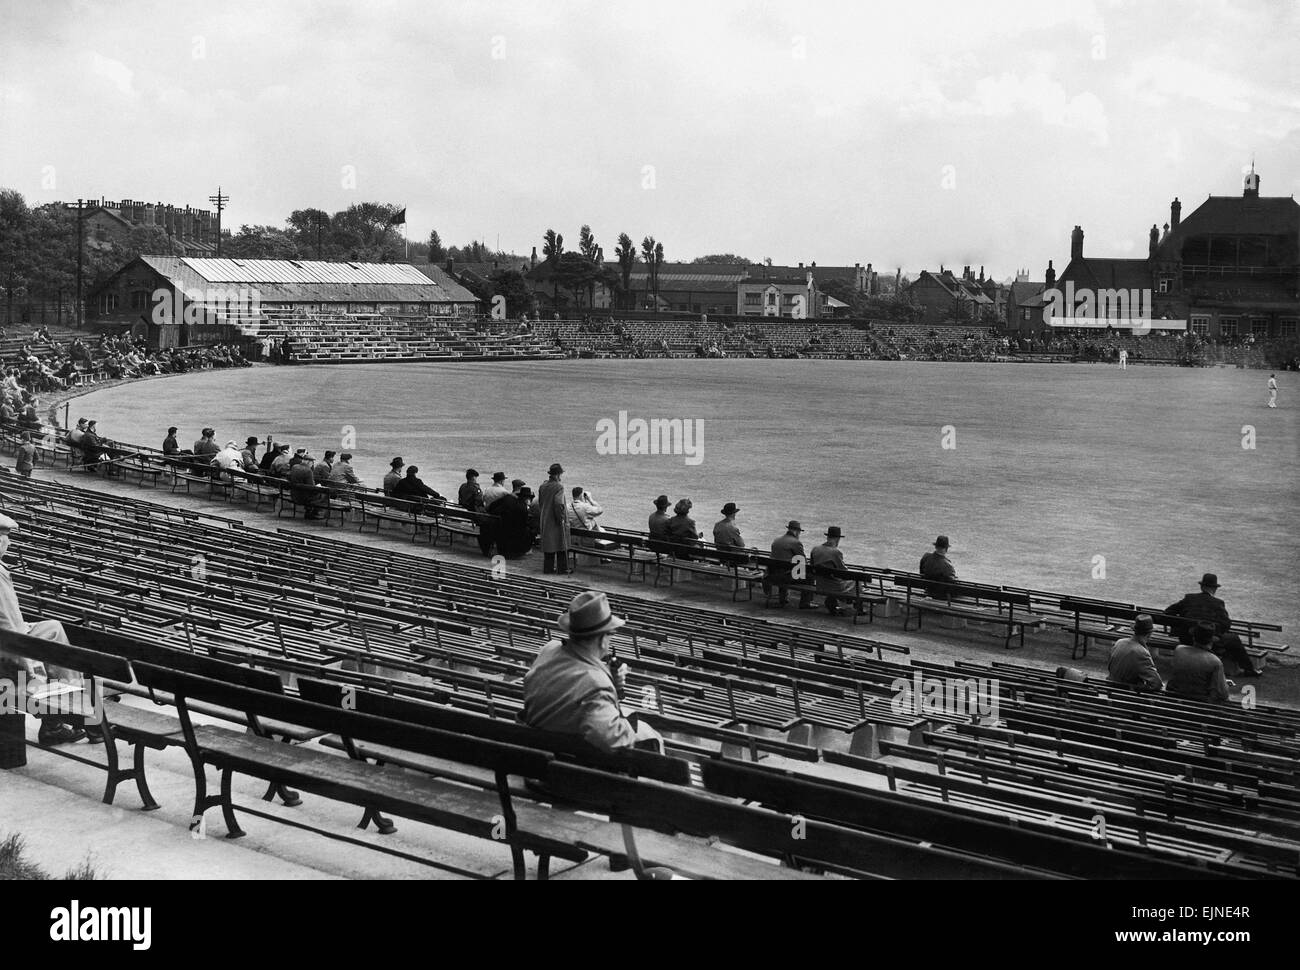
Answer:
xmin=1057 ymin=257 xmax=1151 ymax=292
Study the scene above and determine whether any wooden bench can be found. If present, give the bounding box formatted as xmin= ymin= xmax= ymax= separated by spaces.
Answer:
xmin=130 ymin=661 xmax=596 ymax=879
xmin=647 ymin=539 xmax=765 ymax=601
xmin=567 ymin=527 xmax=657 ymax=581
xmin=354 ymin=493 xmax=422 ymax=535
xmin=894 ymin=574 xmax=1040 ymax=649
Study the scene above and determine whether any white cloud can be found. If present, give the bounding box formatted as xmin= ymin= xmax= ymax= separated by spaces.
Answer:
xmin=87 ymin=52 xmax=136 ymax=98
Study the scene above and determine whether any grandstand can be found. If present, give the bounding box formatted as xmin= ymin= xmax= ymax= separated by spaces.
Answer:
xmin=1 ymin=445 xmax=1296 ymax=880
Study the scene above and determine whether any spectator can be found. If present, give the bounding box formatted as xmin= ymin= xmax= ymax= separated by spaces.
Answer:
xmin=0 ymin=513 xmax=92 ymax=745
xmin=811 ymin=526 xmax=862 ymax=617
xmin=458 ymin=469 xmax=484 ymax=512
xmin=482 ymin=471 xmax=510 ymax=508
xmin=1166 ymin=622 xmax=1231 ymax=703
xmin=1164 ymin=573 xmax=1261 ymax=677
xmin=520 ymin=485 xmax=540 ymax=546
xmin=161 ymin=426 xmax=179 ymax=457
xmin=391 ymin=465 xmax=444 ymax=502
xmin=211 ymin=440 xmax=244 ymax=476
xmin=919 ymin=535 xmax=958 ymax=596
xmin=568 ymin=486 xmax=604 ymax=531
xmin=382 ymin=457 xmax=405 ymax=496
xmin=193 ymin=427 xmax=220 ymax=476
xmin=1106 ymin=614 xmax=1163 ymax=693
xmin=68 ymin=418 xmax=89 ymax=467
xmin=327 ymin=452 xmax=362 ymax=490
xmin=490 ymin=479 xmax=531 ymax=559
xmin=763 ymin=520 xmax=813 ymax=610
xmin=648 ymin=495 xmax=672 ymax=539
xmin=15 ymin=432 xmax=36 ymax=478
xmin=312 ymin=451 xmax=335 ymax=485
xmin=288 ymin=451 xmax=326 ymax=520
xmin=713 ymin=502 xmax=743 ymax=550
xmin=538 ymin=462 xmax=570 ymax=574
xmin=240 ymin=437 xmax=261 ymax=472
xmin=268 ymin=444 xmax=293 ymax=478
xmin=522 ymin=590 xmax=661 ymax=753
xmin=667 ymin=498 xmax=702 ymax=556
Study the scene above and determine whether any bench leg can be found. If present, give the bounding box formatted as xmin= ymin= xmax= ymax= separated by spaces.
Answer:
xmin=536 ymin=853 xmax=551 ymax=881
xmin=220 ymin=768 xmax=245 ymax=839
xmin=261 ymin=779 xmax=302 ymax=807
xmin=132 ymin=742 xmax=161 ymax=811
xmin=358 ymin=807 xmax=397 ymax=835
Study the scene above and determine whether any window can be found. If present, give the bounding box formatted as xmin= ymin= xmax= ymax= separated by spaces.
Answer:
xmin=1190 ymin=316 xmax=1210 ymax=335
xmin=1022 ymin=308 xmax=1031 ymax=320
xmin=1280 ymin=320 xmax=1297 ymax=338
xmin=1158 ymin=278 xmax=1170 ymax=293
xmin=1219 ymin=317 xmax=1238 ymax=337
xmin=766 ymin=292 xmax=777 ymax=306
xmin=130 ymin=290 xmax=149 ymax=310
xmin=744 ymin=292 xmax=761 ymax=306
xmin=1251 ymin=318 xmax=1268 ymax=336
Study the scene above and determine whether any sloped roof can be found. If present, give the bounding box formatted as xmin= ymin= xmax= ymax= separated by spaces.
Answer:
xmin=1009 ymin=281 xmax=1045 ymax=304
xmin=1057 ymin=257 xmax=1151 ymax=292
xmin=1156 ymin=195 xmax=1300 ymax=260
xmin=132 ymin=256 xmax=477 ymax=303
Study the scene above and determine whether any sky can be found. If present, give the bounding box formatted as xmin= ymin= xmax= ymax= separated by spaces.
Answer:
xmin=2 ymin=0 xmax=1298 ymax=280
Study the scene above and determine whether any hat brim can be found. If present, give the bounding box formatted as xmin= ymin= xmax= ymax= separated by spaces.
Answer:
xmin=556 ymin=613 xmax=626 ymax=637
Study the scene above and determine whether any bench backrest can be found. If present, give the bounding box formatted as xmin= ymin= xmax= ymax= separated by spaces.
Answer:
xmin=0 ymin=628 xmax=132 ymax=683
xmin=132 ymin=662 xmax=552 ymax=778
xmin=296 ymin=677 xmax=689 ymax=785
xmin=66 ymin=626 xmax=286 ymax=692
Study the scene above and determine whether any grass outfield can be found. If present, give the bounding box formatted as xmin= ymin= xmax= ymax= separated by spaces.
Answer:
xmin=79 ymin=359 xmax=1298 ymax=636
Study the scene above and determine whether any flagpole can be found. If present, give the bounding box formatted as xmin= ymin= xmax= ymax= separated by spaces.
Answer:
xmin=404 ymin=204 xmax=409 ymax=261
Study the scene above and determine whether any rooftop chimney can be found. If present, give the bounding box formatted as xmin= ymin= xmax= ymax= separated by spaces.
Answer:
xmin=530 ymin=246 xmax=537 ymax=268
xmin=446 ymin=257 xmax=455 ymax=274
xmin=1149 ymin=224 xmax=1159 ymax=258
xmin=1070 ymin=226 xmax=1084 ymax=261
xmin=1045 ymin=259 xmax=1056 ymax=290
xmin=1244 ymin=165 xmax=1260 ymax=198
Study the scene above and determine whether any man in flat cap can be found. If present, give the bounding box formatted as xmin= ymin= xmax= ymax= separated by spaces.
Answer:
xmin=0 ymin=514 xmax=92 ymax=745
xmin=1165 ymin=573 xmax=1261 ymax=677
xmin=1106 ymin=614 xmax=1164 ymax=693
xmin=1166 ymin=622 xmax=1231 ymax=703
xmin=523 ymin=590 xmax=661 ymax=753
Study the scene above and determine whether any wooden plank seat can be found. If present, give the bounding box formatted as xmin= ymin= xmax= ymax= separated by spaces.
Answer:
xmin=130 ymin=662 xmax=597 ymax=879
xmin=646 ymin=539 xmax=764 ymax=600
xmin=276 ymin=482 xmax=348 ymax=526
xmin=354 ymin=493 xmax=422 ymax=534
xmin=1055 ymin=595 xmax=1285 ymax=662
xmin=697 ymin=757 xmax=1244 ymax=879
xmin=893 ymin=573 xmax=1041 ymax=649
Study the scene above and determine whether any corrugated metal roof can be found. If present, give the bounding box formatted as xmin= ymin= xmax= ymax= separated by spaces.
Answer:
xmin=181 ymin=257 xmax=435 ymax=286
xmin=137 ymin=255 xmax=478 ymax=305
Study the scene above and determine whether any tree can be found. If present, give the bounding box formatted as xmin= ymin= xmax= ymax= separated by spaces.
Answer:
xmin=427 ymin=230 xmax=445 ymax=263
xmin=489 ymin=269 xmax=533 ymax=317
xmin=553 ymin=251 xmax=599 ymax=311
xmin=542 ymin=229 xmax=564 ymax=305
xmin=225 ymin=224 xmax=299 ymax=259
xmin=330 ymin=202 xmax=405 ymax=261
xmin=691 ymin=254 xmax=753 ymax=265
xmin=641 ymin=236 xmax=660 ymax=310
xmin=286 ymin=208 xmax=334 ymax=257
xmin=577 ymin=226 xmax=603 ymax=305
xmin=614 ymin=233 xmax=637 ymax=310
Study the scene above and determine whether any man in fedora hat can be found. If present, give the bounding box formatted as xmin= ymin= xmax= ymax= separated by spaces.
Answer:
xmin=523 ymin=591 xmax=661 ymax=752
xmin=648 ymin=495 xmax=672 ymax=539
xmin=1166 ymin=622 xmax=1231 ymax=703
xmin=713 ymin=503 xmax=743 ymax=550
xmin=383 ymin=457 xmax=405 ymax=496
xmin=1106 ymin=614 xmax=1164 ymax=693
xmin=920 ymin=535 xmax=958 ymax=596
xmin=538 ymin=462 xmax=570 ymax=574
xmin=1165 ymin=573 xmax=1261 ymax=677
xmin=288 ymin=450 xmax=326 ymax=520
xmin=811 ymin=526 xmax=861 ymax=617
xmin=482 ymin=471 xmax=510 ymax=509
xmin=0 ymin=513 xmax=94 ymax=746
xmin=763 ymin=521 xmax=813 ymax=609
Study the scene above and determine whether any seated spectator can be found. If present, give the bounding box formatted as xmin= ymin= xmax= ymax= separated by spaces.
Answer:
xmin=1106 ymin=614 xmax=1164 ymax=693
xmin=666 ymin=498 xmax=702 ymax=554
xmin=211 ymin=440 xmax=244 ymax=477
xmin=1166 ymin=622 xmax=1231 ymax=703
xmin=919 ymin=535 xmax=958 ymax=596
xmin=162 ymin=426 xmax=180 ymax=457
xmin=68 ymin=418 xmax=88 ymax=467
xmin=268 ymin=444 xmax=293 ymax=478
xmin=763 ymin=520 xmax=812 ymax=609
xmin=568 ymin=486 xmax=604 ymax=531
xmin=192 ymin=427 xmax=220 ymax=476
xmin=391 ymin=465 xmax=444 ymax=503
xmin=713 ymin=502 xmax=743 ymax=550
xmin=312 ymin=451 xmax=335 ymax=485
xmin=288 ymin=451 xmax=326 ymax=520
xmin=648 ymin=495 xmax=672 ymax=538
xmin=481 ymin=471 xmax=510 ymax=509
xmin=490 ymin=479 xmax=532 ymax=559
xmin=521 ymin=485 xmax=540 ymax=545
xmin=522 ymin=590 xmax=662 ymax=753
xmin=327 ymin=452 xmax=362 ymax=491
xmin=239 ymin=437 xmax=260 ymax=472
xmin=1164 ymin=573 xmax=1261 ymax=677
xmin=812 ymin=526 xmax=863 ymax=617
xmin=382 ymin=457 xmax=404 ymax=496
xmin=458 ymin=469 xmax=484 ymax=512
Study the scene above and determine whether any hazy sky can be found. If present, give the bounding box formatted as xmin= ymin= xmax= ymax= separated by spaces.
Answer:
xmin=2 ymin=0 xmax=1297 ymax=279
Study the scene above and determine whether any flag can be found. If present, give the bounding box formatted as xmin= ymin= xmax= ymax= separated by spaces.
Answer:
xmin=389 ymin=207 xmax=406 ymax=226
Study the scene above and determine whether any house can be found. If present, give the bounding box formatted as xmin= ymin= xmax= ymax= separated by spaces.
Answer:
xmin=737 ymin=265 xmax=822 ymax=318
xmin=59 ymin=198 xmax=221 ymax=256
xmin=907 ymin=267 xmax=996 ymax=328
xmin=1005 ymin=271 xmax=1048 ymax=337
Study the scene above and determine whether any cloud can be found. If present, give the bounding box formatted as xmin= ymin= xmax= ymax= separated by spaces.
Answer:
xmin=87 ymin=52 xmax=136 ymax=98
xmin=903 ymin=72 xmax=1109 ymax=145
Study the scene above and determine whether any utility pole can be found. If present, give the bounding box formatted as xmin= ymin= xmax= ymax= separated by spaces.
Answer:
xmin=208 ymin=186 xmax=229 ymax=257
xmin=75 ymin=198 xmax=85 ymax=329
xmin=315 ymin=212 xmax=323 ymax=258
